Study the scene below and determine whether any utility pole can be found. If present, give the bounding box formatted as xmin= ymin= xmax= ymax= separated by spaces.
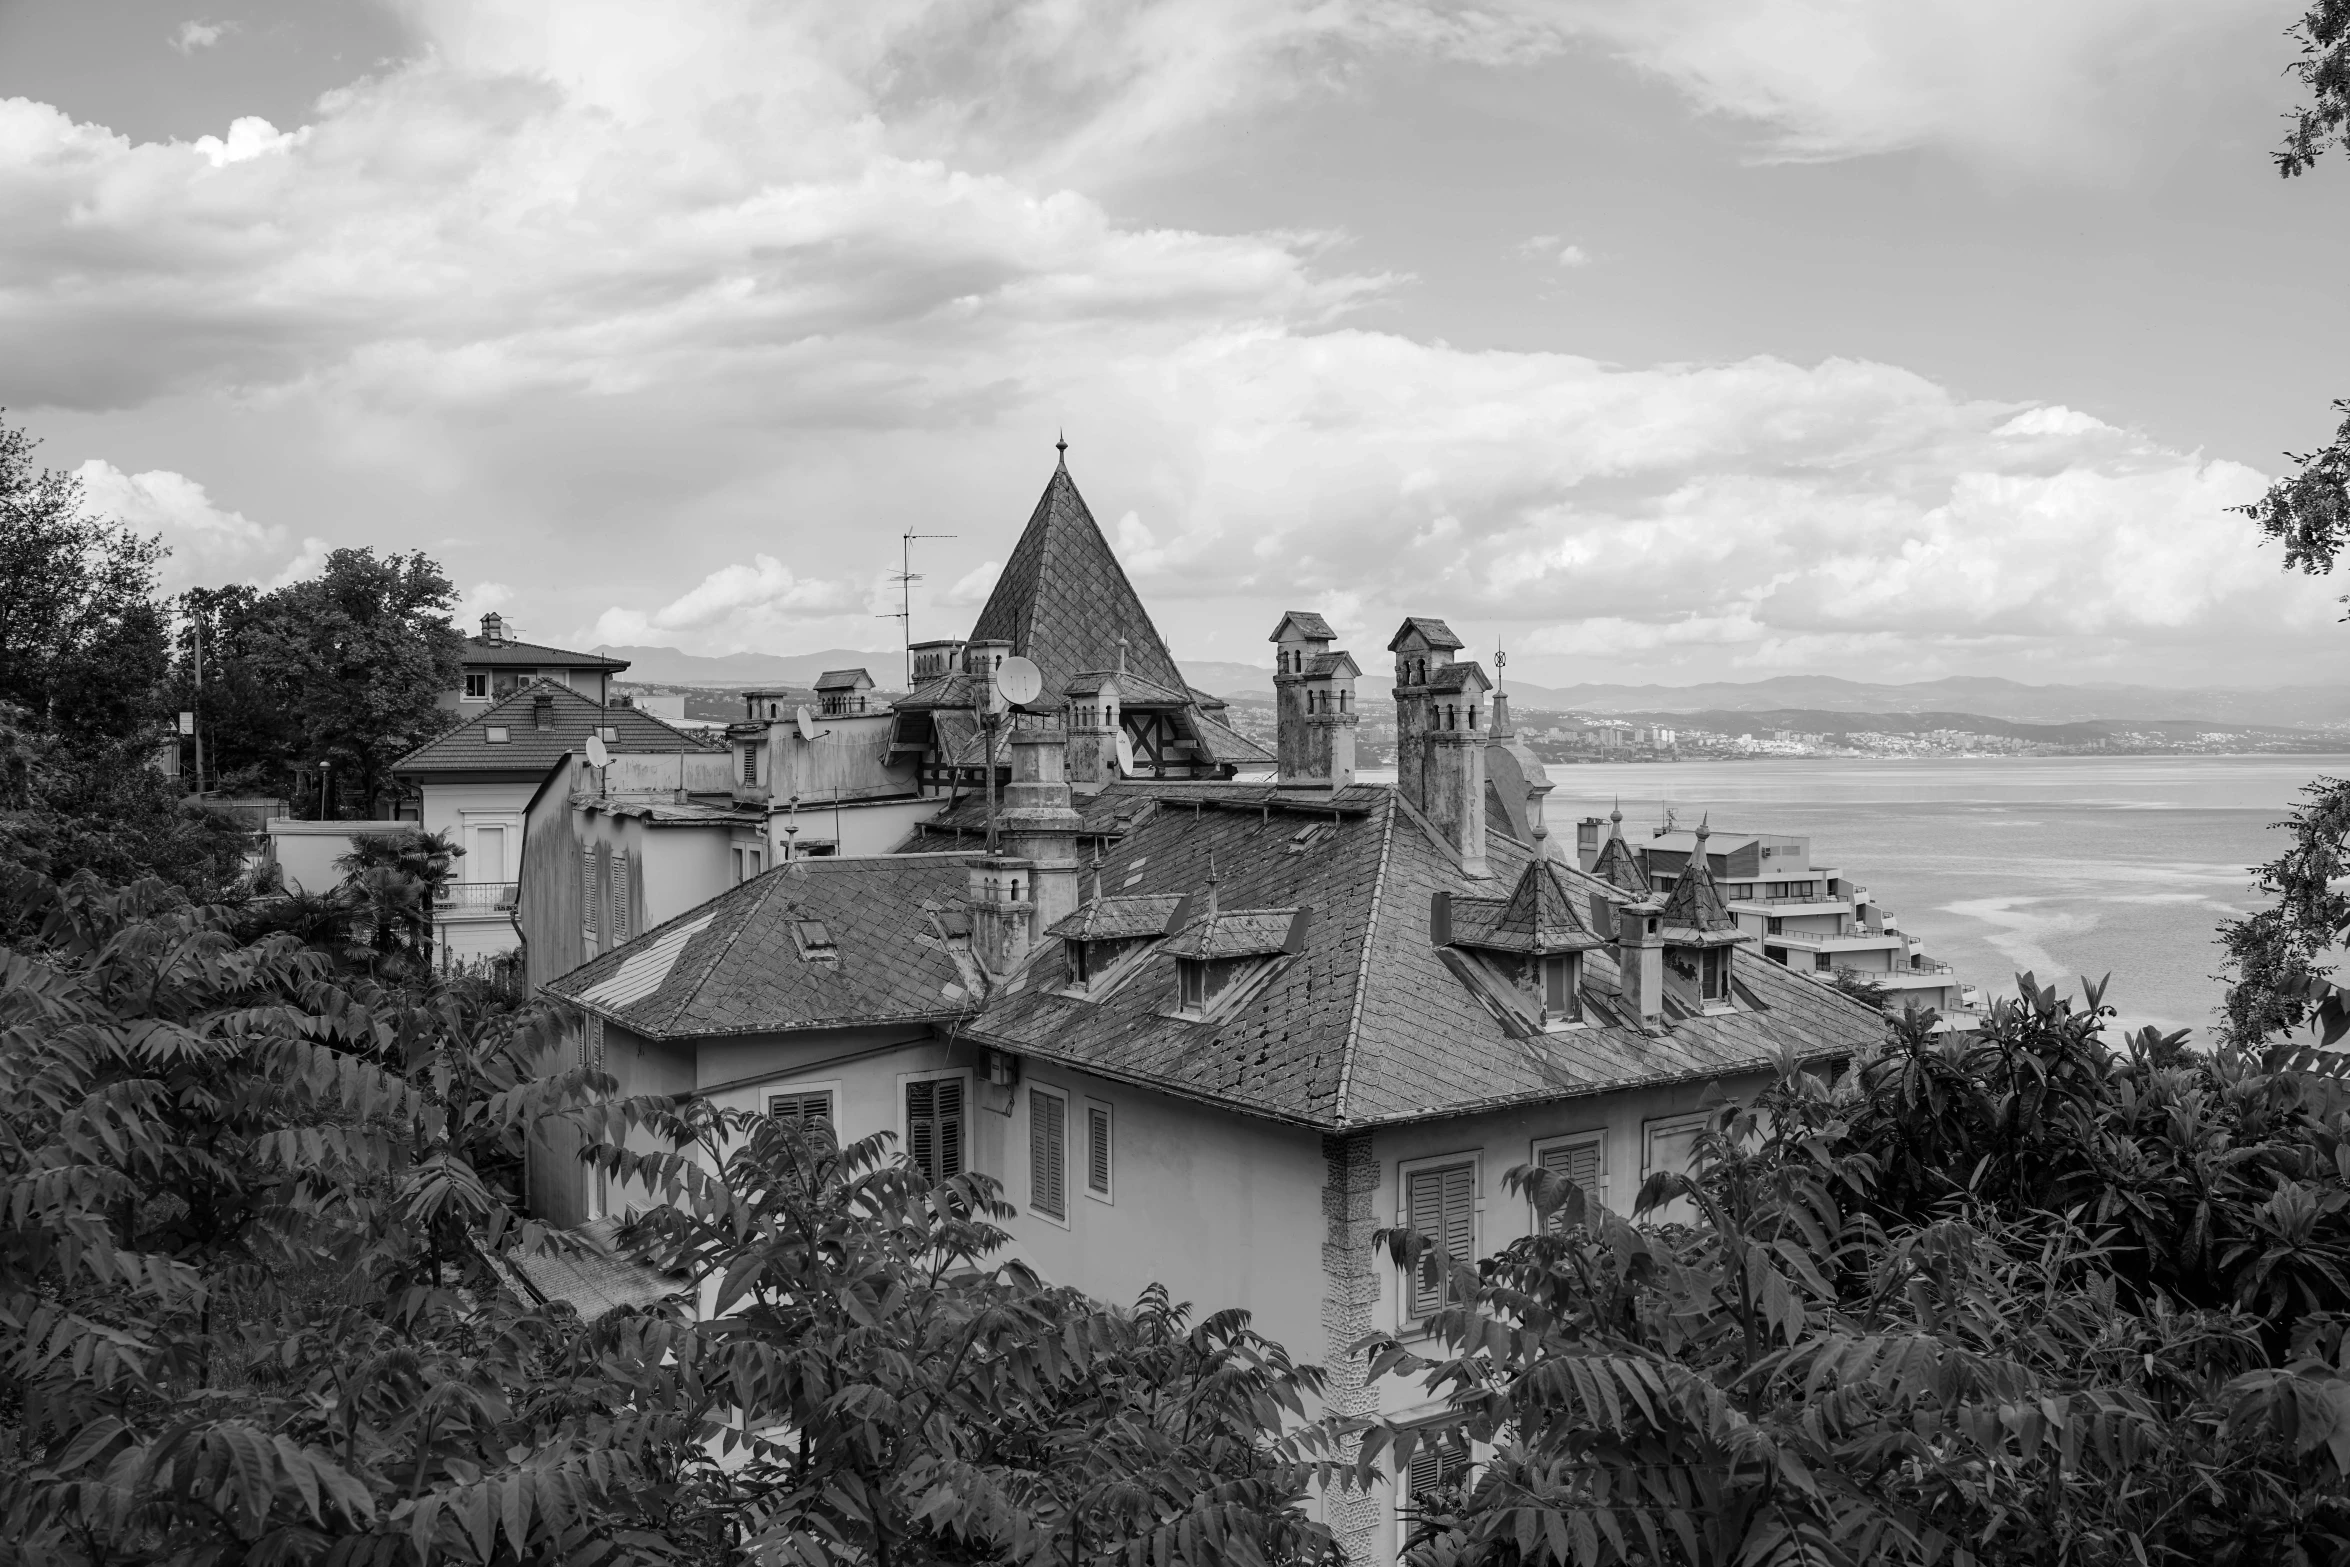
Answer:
xmin=883 ymin=530 xmax=957 ymax=687
xmin=191 ymin=610 xmax=205 ymax=797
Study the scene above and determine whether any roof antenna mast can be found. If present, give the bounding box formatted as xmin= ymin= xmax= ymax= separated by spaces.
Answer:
xmin=887 ymin=530 xmax=958 ymax=689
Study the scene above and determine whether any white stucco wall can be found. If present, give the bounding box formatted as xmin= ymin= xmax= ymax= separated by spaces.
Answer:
xmin=418 ymin=780 xmax=537 ymax=883
xmin=263 ymin=819 xmax=413 ymax=893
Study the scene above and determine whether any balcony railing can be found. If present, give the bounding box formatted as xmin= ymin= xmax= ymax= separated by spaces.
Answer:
xmin=437 ymin=880 xmax=518 ymax=912
xmin=1838 ymin=963 xmax=1956 ymax=986
xmin=1766 ymin=926 xmax=1901 ymax=947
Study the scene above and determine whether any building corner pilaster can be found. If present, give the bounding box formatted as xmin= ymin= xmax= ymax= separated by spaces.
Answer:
xmin=1320 ymin=1128 xmax=1382 ymax=1562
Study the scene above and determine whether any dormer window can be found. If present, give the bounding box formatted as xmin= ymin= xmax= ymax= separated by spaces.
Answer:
xmin=1541 ymin=954 xmax=1579 ymax=1018
xmin=1178 ymin=959 xmax=1207 ymax=1010
xmin=1701 ymin=946 xmax=1731 ymax=1004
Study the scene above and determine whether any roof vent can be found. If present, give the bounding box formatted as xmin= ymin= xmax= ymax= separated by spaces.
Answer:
xmin=793 ymin=918 xmax=838 ymax=961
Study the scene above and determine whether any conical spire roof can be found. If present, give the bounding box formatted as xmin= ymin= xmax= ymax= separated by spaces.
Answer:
xmin=968 ymin=459 xmax=1188 ymax=704
xmin=1489 ymin=830 xmax=1606 ymax=954
xmin=1660 ymin=818 xmax=1742 ymax=942
xmin=1591 ymin=801 xmax=1649 ymax=898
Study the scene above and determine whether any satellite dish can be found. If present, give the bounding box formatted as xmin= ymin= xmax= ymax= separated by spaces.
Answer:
xmin=1114 ymin=731 xmax=1137 ymax=776
xmin=995 ymin=655 xmax=1043 ymax=708
xmin=584 ymin=734 xmax=610 ymax=769
xmin=795 ymin=705 xmax=819 ymax=742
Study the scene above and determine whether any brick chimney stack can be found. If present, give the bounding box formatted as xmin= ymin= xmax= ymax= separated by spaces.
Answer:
xmin=1268 ymin=611 xmax=1359 ymax=791
xmin=1387 ymin=617 xmax=1491 ymax=879
xmin=1616 ymin=894 xmax=1666 ymax=1028
xmin=480 ymin=611 xmax=505 ymax=645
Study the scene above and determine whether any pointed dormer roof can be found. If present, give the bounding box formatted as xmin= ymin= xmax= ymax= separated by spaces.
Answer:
xmin=968 ymin=460 xmax=1187 ymax=705
xmin=1591 ymin=802 xmax=1649 ymax=898
xmin=1448 ymin=828 xmax=1607 ymax=955
xmin=1659 ymin=818 xmax=1744 ymax=945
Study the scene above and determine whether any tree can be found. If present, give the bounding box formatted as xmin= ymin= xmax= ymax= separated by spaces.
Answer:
xmin=0 ymin=412 xmax=167 ymax=742
xmin=1348 ymin=981 xmax=2350 ymax=1566
xmin=2279 ymin=1 xmax=2350 ymax=177
xmin=601 ymin=1104 xmax=1341 ymax=1567
xmin=182 ymin=549 xmax=464 ymax=817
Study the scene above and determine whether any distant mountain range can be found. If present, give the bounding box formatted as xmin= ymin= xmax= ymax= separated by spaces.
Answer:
xmin=601 ymin=644 xmax=901 ymax=687
xmin=1183 ymin=663 xmax=2350 ymax=730
xmin=604 ymin=645 xmax=2350 ymax=733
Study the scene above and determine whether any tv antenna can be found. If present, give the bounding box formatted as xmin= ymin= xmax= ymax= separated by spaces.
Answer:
xmin=882 ymin=530 xmax=958 ymax=689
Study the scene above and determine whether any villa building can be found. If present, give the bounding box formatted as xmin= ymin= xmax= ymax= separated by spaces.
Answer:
xmin=514 ymin=450 xmax=1886 ymax=1563
xmin=439 ymin=611 xmax=630 ymax=710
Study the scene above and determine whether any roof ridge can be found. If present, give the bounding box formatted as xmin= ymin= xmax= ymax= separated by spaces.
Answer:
xmin=1334 ymin=791 xmax=1396 ymax=1127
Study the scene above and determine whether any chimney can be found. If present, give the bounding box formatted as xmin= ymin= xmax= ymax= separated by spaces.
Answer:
xmin=1064 ymin=674 xmax=1121 ymax=787
xmin=480 ymin=611 xmax=505 ymax=645
xmin=532 ymin=689 xmax=555 ymax=730
xmin=966 ymin=855 xmax=1036 ymax=974
xmin=1000 ymin=711 xmax=1082 ymax=933
xmin=1268 ymin=612 xmax=1359 ymax=791
xmin=1616 ymin=895 xmax=1665 ymax=1028
xmin=1386 ymin=617 xmax=1489 ymax=878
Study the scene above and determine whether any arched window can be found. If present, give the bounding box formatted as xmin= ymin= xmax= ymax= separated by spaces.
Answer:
xmin=1467 ymin=704 xmax=1477 ymax=729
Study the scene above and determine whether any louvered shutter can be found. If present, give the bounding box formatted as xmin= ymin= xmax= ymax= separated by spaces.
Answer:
xmin=580 ymin=843 xmax=597 ymax=954
xmin=1405 ymin=1433 xmax=1468 ymax=1503
xmin=907 ymin=1080 xmax=936 ymax=1180
xmin=1406 ymin=1164 xmax=1474 ymax=1318
xmin=612 ymin=855 xmax=631 ymax=941
xmin=935 ymin=1078 xmax=963 ymax=1178
xmin=769 ymin=1091 xmax=833 ymax=1127
xmin=907 ymin=1079 xmax=964 ymax=1183
xmin=1030 ymin=1091 xmax=1066 ymax=1219
xmin=1538 ymin=1139 xmax=1604 ymax=1231
xmin=1086 ymin=1104 xmax=1112 ymax=1196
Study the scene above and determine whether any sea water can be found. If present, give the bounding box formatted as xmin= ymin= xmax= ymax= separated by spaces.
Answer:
xmin=1366 ymin=756 xmax=2350 ymax=1039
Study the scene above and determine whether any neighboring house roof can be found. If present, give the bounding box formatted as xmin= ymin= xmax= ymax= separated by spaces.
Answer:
xmin=393 ymin=681 xmax=720 ymax=776
xmin=1304 ymin=652 xmax=1361 ymax=679
xmin=814 ymin=669 xmax=874 ymax=691
xmin=464 ymin=636 xmax=629 ymax=671
xmin=494 ymin=1219 xmax=684 ymax=1320
xmin=549 ymin=855 xmax=981 ymax=1039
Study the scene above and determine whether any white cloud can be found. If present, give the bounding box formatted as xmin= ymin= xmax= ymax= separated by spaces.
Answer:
xmin=457 ymin=581 xmax=515 ymax=623
xmin=267 ymin=537 xmax=332 ymax=589
xmin=2 ymin=0 xmax=2322 ymax=686
xmin=1515 ymin=235 xmax=1590 ymax=267
xmin=73 ymin=458 xmax=285 ymax=590
xmin=938 ymin=560 xmax=1002 ymax=608
xmin=592 ymin=555 xmax=863 ymax=651
xmin=171 ymin=21 xmax=227 ymax=55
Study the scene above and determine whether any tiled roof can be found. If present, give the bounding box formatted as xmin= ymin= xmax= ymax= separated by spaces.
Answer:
xmin=1190 ymin=710 xmax=1276 ymax=766
xmin=496 ymin=1219 xmax=684 ymax=1320
xmin=548 ymin=854 xmax=980 ymax=1038
xmin=1049 ymin=893 xmax=1189 ymax=942
xmin=1660 ymin=827 xmax=1744 ymax=943
xmin=464 ymin=637 xmax=629 ymax=671
xmin=1425 ymin=662 xmax=1491 ymax=695
xmin=1592 ymin=822 xmax=1651 ymax=897
xmin=962 ymin=782 xmax=1884 ymax=1129
xmin=1304 ymin=652 xmax=1360 ymax=678
xmin=1387 ymin=616 xmax=1463 ymax=652
xmin=969 ymin=462 xmax=1191 ymax=706
xmin=1271 ymin=610 xmax=1336 ymax=641
xmin=814 ymin=669 xmax=872 ymax=691
xmin=393 ymin=681 xmax=720 ymax=775
xmin=1447 ymin=846 xmax=1606 ymax=955
xmin=1163 ymin=908 xmax=1304 ymax=960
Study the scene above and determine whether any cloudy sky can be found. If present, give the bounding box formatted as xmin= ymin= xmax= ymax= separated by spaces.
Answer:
xmin=5 ymin=0 xmax=2348 ymax=688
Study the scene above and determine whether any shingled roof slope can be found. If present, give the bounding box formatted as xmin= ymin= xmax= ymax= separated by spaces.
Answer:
xmin=968 ymin=461 xmax=1189 ymax=705
xmin=963 ymin=783 xmax=1885 ymax=1129
xmin=394 ymin=681 xmax=719 ymax=775
xmin=464 ymin=637 xmax=629 ymax=671
xmin=548 ymin=855 xmax=980 ymax=1038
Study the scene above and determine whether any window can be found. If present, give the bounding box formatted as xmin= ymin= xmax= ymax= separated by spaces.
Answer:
xmin=1084 ymin=1100 xmax=1113 ymax=1202
xmin=1532 ymin=1133 xmax=1606 ymax=1230
xmin=1814 ymin=951 xmax=1833 ymax=972
xmin=1029 ymin=1086 xmax=1068 ymax=1222
xmin=472 ymin=824 xmax=507 ymax=883
xmin=1403 ymin=1430 xmax=1471 ymax=1512
xmin=906 ymin=1076 xmax=965 ymax=1184
xmin=1540 ymin=954 xmax=1578 ymax=1020
xmin=1643 ymin=1115 xmax=1707 ymax=1225
xmin=610 ymin=855 xmax=630 ymax=942
xmin=1402 ymin=1160 xmax=1476 ymax=1320
xmin=463 ymin=672 xmax=489 ymax=699
xmin=732 ymin=847 xmax=746 ymax=885
xmin=579 ymin=843 xmax=596 ymax=955
xmin=485 ymin=726 xmax=511 ymax=744
xmin=1178 ymin=959 xmax=1206 ymax=1011
xmin=769 ymin=1090 xmax=833 ymax=1128
xmin=740 ymin=744 xmax=759 ymax=786
xmin=1700 ymin=945 xmax=1731 ymax=1003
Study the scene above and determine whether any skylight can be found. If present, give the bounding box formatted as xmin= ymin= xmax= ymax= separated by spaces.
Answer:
xmin=486 ymin=726 xmax=510 ymax=744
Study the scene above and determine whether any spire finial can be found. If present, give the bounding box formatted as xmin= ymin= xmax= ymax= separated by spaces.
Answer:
xmin=1089 ymin=841 xmax=1104 ymax=904
xmin=1609 ymin=795 xmax=1622 ymax=827
xmin=1494 ymin=645 xmax=1506 ymax=695
xmin=1055 ymin=429 xmax=1068 ymax=468
xmin=1115 ymin=633 xmax=1128 ymax=673
xmin=1695 ymin=813 xmax=1710 ymax=846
